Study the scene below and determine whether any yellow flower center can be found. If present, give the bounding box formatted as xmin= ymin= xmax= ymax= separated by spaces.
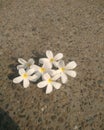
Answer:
xmin=60 ymin=67 xmax=65 ymax=72
xmin=22 ymin=73 xmax=28 ymax=79
xmin=39 ymin=67 xmax=46 ymax=73
xmin=48 ymin=78 xmax=52 ymax=83
xmin=50 ymin=58 xmax=54 ymax=62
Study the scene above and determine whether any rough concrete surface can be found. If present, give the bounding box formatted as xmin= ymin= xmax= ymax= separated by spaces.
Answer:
xmin=0 ymin=0 xmax=104 ymax=130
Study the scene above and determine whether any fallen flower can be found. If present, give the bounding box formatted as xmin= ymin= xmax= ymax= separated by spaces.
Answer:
xmin=37 ymin=73 xmax=61 ymax=94
xmin=13 ymin=68 xmax=37 ymax=88
xmin=17 ymin=58 xmax=35 ymax=70
xmin=39 ymin=50 xmax=63 ymax=68
xmin=30 ymin=63 xmax=53 ymax=79
xmin=53 ymin=60 xmax=77 ymax=84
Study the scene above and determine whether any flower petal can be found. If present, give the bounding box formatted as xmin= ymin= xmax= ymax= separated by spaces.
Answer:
xmin=54 ymin=53 xmax=63 ymax=61
xmin=66 ymin=61 xmax=77 ymax=69
xmin=58 ymin=60 xmax=65 ymax=68
xmin=30 ymin=65 xmax=40 ymax=72
xmin=48 ymin=69 xmax=56 ymax=76
xmin=13 ymin=76 xmax=23 ymax=83
xmin=43 ymin=73 xmax=50 ymax=80
xmin=35 ymin=72 xmax=41 ymax=78
xmin=28 ymin=58 xmax=35 ymax=65
xmin=53 ymin=70 xmax=60 ymax=75
xmin=52 ymin=82 xmax=61 ymax=89
xmin=37 ymin=81 xmax=47 ymax=88
xmin=17 ymin=65 xmax=24 ymax=70
xmin=28 ymin=75 xmax=38 ymax=81
xmin=46 ymin=50 xmax=53 ymax=58
xmin=30 ymin=73 xmax=41 ymax=82
xmin=19 ymin=68 xmax=25 ymax=75
xmin=53 ymin=62 xmax=59 ymax=68
xmin=52 ymin=73 xmax=61 ymax=80
xmin=66 ymin=70 xmax=77 ymax=77
xmin=39 ymin=58 xmax=49 ymax=64
xmin=46 ymin=84 xmax=53 ymax=94
xmin=61 ymin=73 xmax=68 ymax=84
xmin=27 ymin=69 xmax=35 ymax=75
xmin=23 ymin=79 xmax=30 ymax=88
xmin=18 ymin=58 xmax=27 ymax=64
xmin=43 ymin=62 xmax=52 ymax=69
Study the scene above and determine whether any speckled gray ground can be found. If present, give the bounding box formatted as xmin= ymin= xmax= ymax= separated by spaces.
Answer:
xmin=0 ymin=0 xmax=104 ymax=130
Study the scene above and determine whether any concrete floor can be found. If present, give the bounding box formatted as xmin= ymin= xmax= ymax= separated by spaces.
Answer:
xmin=0 ymin=0 xmax=104 ymax=130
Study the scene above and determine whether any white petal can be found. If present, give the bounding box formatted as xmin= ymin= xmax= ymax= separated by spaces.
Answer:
xmin=54 ymin=53 xmax=63 ymax=61
xmin=13 ymin=76 xmax=23 ymax=83
xmin=35 ymin=72 xmax=41 ymax=78
xmin=28 ymin=58 xmax=35 ymax=65
xmin=46 ymin=50 xmax=53 ymax=58
xmin=66 ymin=61 xmax=77 ymax=69
xmin=17 ymin=65 xmax=24 ymax=70
xmin=23 ymin=79 xmax=30 ymax=88
xmin=39 ymin=58 xmax=49 ymax=64
xmin=27 ymin=69 xmax=35 ymax=75
xmin=18 ymin=58 xmax=27 ymax=64
xmin=30 ymin=73 xmax=41 ymax=82
xmin=52 ymin=70 xmax=60 ymax=76
xmin=66 ymin=70 xmax=77 ymax=77
xmin=43 ymin=73 xmax=51 ymax=80
xmin=53 ymin=62 xmax=59 ymax=68
xmin=46 ymin=84 xmax=53 ymax=94
xmin=43 ymin=62 xmax=52 ymax=69
xmin=58 ymin=60 xmax=65 ymax=68
xmin=48 ymin=69 xmax=56 ymax=76
xmin=30 ymin=65 xmax=40 ymax=72
xmin=52 ymin=73 xmax=61 ymax=80
xmin=28 ymin=75 xmax=38 ymax=81
xmin=37 ymin=81 xmax=47 ymax=88
xmin=61 ymin=73 xmax=68 ymax=84
xmin=52 ymin=82 xmax=61 ymax=89
xmin=19 ymin=68 xmax=25 ymax=75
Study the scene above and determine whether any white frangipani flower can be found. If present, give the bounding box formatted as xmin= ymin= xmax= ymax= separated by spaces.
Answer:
xmin=37 ymin=73 xmax=61 ymax=94
xmin=53 ymin=60 xmax=77 ymax=84
xmin=39 ymin=50 xmax=63 ymax=68
xmin=17 ymin=58 xmax=35 ymax=70
xmin=30 ymin=63 xmax=53 ymax=80
xmin=13 ymin=68 xmax=37 ymax=88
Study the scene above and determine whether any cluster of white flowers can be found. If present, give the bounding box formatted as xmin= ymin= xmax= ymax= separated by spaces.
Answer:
xmin=13 ymin=50 xmax=77 ymax=94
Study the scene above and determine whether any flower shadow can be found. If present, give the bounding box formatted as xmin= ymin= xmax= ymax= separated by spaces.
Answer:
xmin=8 ymin=63 xmax=18 ymax=80
xmin=0 ymin=108 xmax=20 ymax=130
xmin=8 ymin=57 xmax=18 ymax=80
xmin=32 ymin=50 xmax=45 ymax=65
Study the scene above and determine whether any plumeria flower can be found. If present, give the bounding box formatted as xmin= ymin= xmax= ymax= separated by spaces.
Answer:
xmin=30 ymin=63 xmax=53 ymax=80
xmin=53 ymin=60 xmax=77 ymax=84
xmin=17 ymin=58 xmax=35 ymax=70
xmin=39 ymin=50 xmax=63 ymax=68
xmin=37 ymin=73 xmax=61 ymax=94
xmin=13 ymin=68 xmax=37 ymax=88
